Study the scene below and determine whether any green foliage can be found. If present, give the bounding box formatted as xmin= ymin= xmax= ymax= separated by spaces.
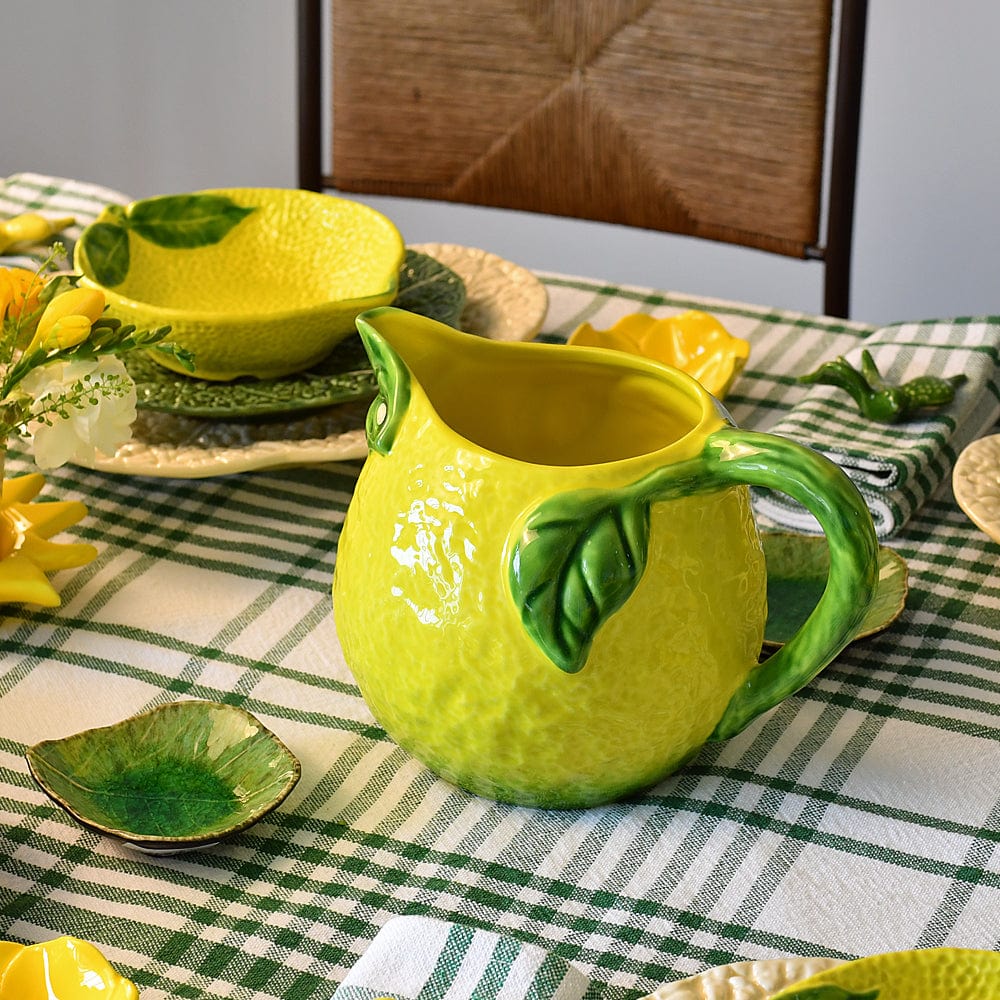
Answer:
xmin=0 ymin=243 xmax=194 ymax=444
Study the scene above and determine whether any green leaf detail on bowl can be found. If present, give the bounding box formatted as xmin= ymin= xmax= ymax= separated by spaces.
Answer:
xmin=26 ymin=700 xmax=300 ymax=850
xmin=77 ymin=220 xmax=131 ymax=287
xmin=77 ymin=193 xmax=256 ymax=287
xmin=762 ymin=532 xmax=908 ymax=649
xmin=124 ymin=193 xmax=256 ymax=249
xmin=509 ymin=489 xmax=651 ymax=674
xmin=127 ymin=250 xmax=466 ymax=418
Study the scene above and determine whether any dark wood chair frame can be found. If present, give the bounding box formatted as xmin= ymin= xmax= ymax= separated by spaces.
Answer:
xmin=296 ymin=0 xmax=867 ymax=319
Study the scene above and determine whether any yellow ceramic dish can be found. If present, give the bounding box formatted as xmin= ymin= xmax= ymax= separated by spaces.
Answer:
xmin=0 ymin=936 xmax=138 ymax=1000
xmin=75 ymin=187 xmax=405 ymax=381
xmin=0 ymin=472 xmax=97 ymax=607
xmin=568 ymin=310 xmax=750 ymax=398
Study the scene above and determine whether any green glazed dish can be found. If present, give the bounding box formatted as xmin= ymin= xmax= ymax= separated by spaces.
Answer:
xmin=26 ymin=700 xmax=300 ymax=854
xmin=762 ymin=532 xmax=908 ymax=649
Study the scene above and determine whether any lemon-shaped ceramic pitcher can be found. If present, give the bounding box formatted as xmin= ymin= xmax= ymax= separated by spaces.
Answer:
xmin=334 ymin=307 xmax=879 ymax=809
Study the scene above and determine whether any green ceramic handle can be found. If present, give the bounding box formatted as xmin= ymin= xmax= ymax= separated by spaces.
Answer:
xmin=700 ymin=428 xmax=879 ymax=741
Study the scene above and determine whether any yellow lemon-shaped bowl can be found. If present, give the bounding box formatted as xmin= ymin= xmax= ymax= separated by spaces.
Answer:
xmin=75 ymin=187 xmax=405 ymax=381
xmin=568 ymin=310 xmax=750 ymax=398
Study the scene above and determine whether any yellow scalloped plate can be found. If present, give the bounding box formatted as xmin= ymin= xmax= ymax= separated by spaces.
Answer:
xmin=953 ymin=433 xmax=1000 ymax=544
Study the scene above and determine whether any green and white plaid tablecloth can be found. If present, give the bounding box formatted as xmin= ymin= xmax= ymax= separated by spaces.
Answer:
xmin=1 ymin=176 xmax=998 ymax=1000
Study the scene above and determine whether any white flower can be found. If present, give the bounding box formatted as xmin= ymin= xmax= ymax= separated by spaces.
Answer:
xmin=19 ymin=355 xmax=137 ymax=469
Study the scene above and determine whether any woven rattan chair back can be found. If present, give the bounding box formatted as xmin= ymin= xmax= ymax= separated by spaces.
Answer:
xmin=298 ymin=1 xmax=866 ymax=318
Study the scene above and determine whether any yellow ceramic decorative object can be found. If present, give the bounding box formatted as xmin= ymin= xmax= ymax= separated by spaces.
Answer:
xmin=568 ymin=310 xmax=750 ymax=398
xmin=74 ymin=188 xmax=405 ymax=381
xmin=0 ymin=212 xmax=75 ymax=254
xmin=770 ymin=946 xmax=1000 ymax=999
xmin=0 ymin=472 xmax=97 ymax=607
xmin=333 ymin=308 xmax=879 ymax=809
xmin=0 ymin=936 xmax=139 ymax=1000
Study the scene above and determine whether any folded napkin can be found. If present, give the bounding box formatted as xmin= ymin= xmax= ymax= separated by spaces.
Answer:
xmin=332 ymin=917 xmax=605 ymax=1000
xmin=753 ymin=317 xmax=1000 ymax=538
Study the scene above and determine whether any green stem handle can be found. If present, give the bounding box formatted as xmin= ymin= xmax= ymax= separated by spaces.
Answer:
xmin=508 ymin=426 xmax=879 ymax=735
xmin=701 ymin=428 xmax=879 ymax=740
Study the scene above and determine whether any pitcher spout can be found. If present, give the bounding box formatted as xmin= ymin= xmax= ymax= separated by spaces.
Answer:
xmin=355 ymin=306 xmax=715 ymax=467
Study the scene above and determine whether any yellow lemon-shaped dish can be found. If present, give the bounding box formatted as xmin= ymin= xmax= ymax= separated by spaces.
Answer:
xmin=568 ymin=310 xmax=750 ymax=398
xmin=770 ymin=946 xmax=1000 ymax=1000
xmin=75 ymin=187 xmax=405 ymax=381
xmin=0 ymin=936 xmax=138 ymax=1000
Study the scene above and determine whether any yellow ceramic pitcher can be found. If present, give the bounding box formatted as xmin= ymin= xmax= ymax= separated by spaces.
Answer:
xmin=333 ymin=308 xmax=879 ymax=809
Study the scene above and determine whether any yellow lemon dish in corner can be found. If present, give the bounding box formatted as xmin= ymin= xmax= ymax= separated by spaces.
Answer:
xmin=568 ymin=309 xmax=750 ymax=398
xmin=770 ymin=946 xmax=1000 ymax=1000
xmin=75 ymin=187 xmax=405 ymax=381
xmin=0 ymin=936 xmax=138 ymax=1000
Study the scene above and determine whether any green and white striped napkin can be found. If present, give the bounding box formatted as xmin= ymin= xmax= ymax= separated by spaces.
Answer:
xmin=332 ymin=917 xmax=606 ymax=1000
xmin=754 ymin=317 xmax=1000 ymax=538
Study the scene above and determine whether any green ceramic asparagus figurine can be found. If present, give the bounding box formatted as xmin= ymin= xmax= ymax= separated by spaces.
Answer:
xmin=799 ymin=349 xmax=966 ymax=424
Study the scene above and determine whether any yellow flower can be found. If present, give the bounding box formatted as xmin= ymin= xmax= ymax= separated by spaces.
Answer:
xmin=568 ymin=310 xmax=751 ymax=398
xmin=30 ymin=314 xmax=93 ymax=352
xmin=0 ymin=266 xmax=43 ymax=322
xmin=0 ymin=936 xmax=138 ymax=1000
xmin=0 ymin=472 xmax=97 ymax=607
xmin=26 ymin=286 xmax=105 ymax=354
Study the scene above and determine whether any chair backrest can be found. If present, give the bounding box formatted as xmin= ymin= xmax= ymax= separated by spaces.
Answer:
xmin=298 ymin=0 xmax=867 ymax=318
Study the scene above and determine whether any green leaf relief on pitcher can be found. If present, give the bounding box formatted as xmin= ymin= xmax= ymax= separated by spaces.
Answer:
xmin=509 ymin=451 xmax=711 ymax=675
xmin=78 ymin=194 xmax=256 ymax=287
xmin=357 ymin=322 xmax=410 ymax=455
xmin=510 ymin=427 xmax=878 ymax=737
xmin=509 ymin=490 xmax=651 ymax=673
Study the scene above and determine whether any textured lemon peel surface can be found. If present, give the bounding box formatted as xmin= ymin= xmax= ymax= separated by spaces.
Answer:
xmin=647 ymin=957 xmax=842 ymax=1000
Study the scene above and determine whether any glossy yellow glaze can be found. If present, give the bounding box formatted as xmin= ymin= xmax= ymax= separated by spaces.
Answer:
xmin=0 ymin=936 xmax=138 ymax=1000
xmin=76 ymin=188 xmax=404 ymax=380
xmin=0 ymin=472 xmax=97 ymax=607
xmin=334 ymin=311 xmax=767 ymax=808
xmin=0 ymin=212 xmax=75 ymax=254
xmin=568 ymin=310 xmax=750 ymax=398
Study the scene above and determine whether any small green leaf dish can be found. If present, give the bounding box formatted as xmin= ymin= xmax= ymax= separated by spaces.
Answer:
xmin=26 ymin=700 xmax=300 ymax=854
xmin=762 ymin=532 xmax=908 ymax=649
xmin=124 ymin=250 xmax=466 ymax=418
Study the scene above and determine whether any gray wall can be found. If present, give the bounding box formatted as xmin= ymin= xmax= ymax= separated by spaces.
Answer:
xmin=3 ymin=1 xmax=997 ymax=326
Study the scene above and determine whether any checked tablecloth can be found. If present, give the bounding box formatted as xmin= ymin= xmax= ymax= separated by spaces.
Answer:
xmin=1 ymin=174 xmax=999 ymax=1000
